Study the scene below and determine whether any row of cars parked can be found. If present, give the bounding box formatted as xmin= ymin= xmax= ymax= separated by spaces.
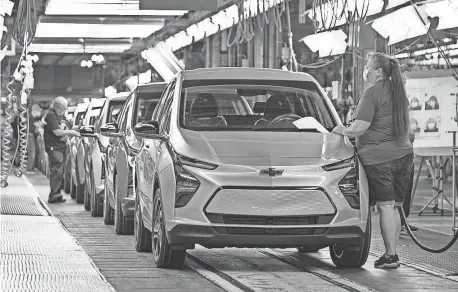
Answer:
xmin=63 ymin=67 xmax=371 ymax=270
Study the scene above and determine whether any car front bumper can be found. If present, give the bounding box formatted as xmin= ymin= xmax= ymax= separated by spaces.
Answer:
xmin=166 ymin=223 xmax=365 ymax=249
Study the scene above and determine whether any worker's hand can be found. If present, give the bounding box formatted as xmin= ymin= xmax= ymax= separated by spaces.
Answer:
xmin=332 ymin=124 xmax=346 ymax=135
xmin=69 ymin=130 xmax=80 ymax=137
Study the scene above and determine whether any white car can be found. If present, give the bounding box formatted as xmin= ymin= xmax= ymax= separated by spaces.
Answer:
xmin=133 ymin=68 xmax=371 ymax=269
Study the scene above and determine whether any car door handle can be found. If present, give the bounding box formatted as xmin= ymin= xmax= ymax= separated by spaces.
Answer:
xmin=145 ymin=144 xmax=150 ymax=148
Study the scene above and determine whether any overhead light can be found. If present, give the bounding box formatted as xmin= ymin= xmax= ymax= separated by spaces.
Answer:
xmin=45 ymin=0 xmax=188 ymax=16
xmin=186 ymin=24 xmax=206 ymax=43
xmin=81 ymin=60 xmax=87 ymax=67
xmin=91 ymin=54 xmax=105 ymax=64
xmin=29 ymin=43 xmax=132 ymax=53
xmin=372 ymin=5 xmax=430 ymax=45
xmin=173 ymin=31 xmax=193 ymax=49
xmin=0 ymin=0 xmax=14 ymax=16
xmin=35 ymin=22 xmax=164 ymax=39
xmin=424 ymin=0 xmax=458 ymax=31
xmin=104 ymin=86 xmax=117 ymax=98
xmin=300 ymin=29 xmax=348 ymax=57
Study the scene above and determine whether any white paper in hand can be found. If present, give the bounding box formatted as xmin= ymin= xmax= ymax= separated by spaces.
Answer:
xmin=293 ymin=117 xmax=329 ymax=133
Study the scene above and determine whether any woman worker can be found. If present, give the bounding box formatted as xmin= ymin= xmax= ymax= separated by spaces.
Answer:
xmin=333 ymin=52 xmax=414 ymax=269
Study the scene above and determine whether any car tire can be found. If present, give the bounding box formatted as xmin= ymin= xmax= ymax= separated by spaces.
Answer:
xmin=83 ymin=176 xmax=91 ymax=211
xmin=75 ymin=158 xmax=85 ymax=204
xmin=64 ymin=171 xmax=71 ymax=194
xmin=330 ymin=211 xmax=371 ymax=268
xmin=134 ymin=195 xmax=152 ymax=252
xmin=103 ymin=176 xmax=114 ymax=225
xmin=70 ymin=175 xmax=76 ymax=199
xmin=90 ymin=165 xmax=103 ymax=217
xmin=297 ymin=245 xmax=327 ymax=253
xmin=152 ymin=188 xmax=186 ymax=269
xmin=114 ymin=173 xmax=132 ymax=235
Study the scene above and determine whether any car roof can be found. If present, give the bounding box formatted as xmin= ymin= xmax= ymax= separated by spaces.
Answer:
xmin=107 ymin=91 xmax=129 ymax=101
xmin=75 ymin=102 xmax=89 ymax=112
xmin=181 ymin=67 xmax=317 ymax=82
xmin=88 ymin=98 xmax=106 ymax=109
xmin=137 ymin=82 xmax=167 ymax=93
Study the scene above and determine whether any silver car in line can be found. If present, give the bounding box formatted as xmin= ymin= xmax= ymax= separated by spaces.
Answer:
xmin=132 ymin=68 xmax=371 ymax=269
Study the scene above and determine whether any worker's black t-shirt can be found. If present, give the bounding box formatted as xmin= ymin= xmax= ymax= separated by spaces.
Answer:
xmin=44 ymin=108 xmax=66 ymax=152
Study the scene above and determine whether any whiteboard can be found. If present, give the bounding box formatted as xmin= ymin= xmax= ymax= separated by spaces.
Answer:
xmin=405 ymin=69 xmax=458 ymax=155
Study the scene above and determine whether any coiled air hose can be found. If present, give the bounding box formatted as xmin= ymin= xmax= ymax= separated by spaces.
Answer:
xmin=14 ymin=91 xmax=29 ymax=177
xmin=0 ymin=80 xmax=21 ymax=188
xmin=398 ymin=206 xmax=458 ymax=253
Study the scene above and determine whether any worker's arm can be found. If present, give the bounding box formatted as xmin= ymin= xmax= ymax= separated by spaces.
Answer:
xmin=333 ymin=88 xmax=374 ymax=138
xmin=333 ymin=120 xmax=371 ymax=137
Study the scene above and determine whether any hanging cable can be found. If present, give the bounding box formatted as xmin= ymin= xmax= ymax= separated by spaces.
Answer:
xmin=12 ymin=0 xmax=37 ymax=46
xmin=297 ymin=55 xmax=343 ymax=69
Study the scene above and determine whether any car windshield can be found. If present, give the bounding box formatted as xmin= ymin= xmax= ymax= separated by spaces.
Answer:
xmin=179 ymin=79 xmax=336 ymax=132
xmin=108 ymin=101 xmax=124 ymax=122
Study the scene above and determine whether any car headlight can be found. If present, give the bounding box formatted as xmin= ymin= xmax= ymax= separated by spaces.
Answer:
xmin=322 ymin=156 xmax=360 ymax=209
xmin=174 ymin=163 xmax=200 ymax=208
xmin=176 ymin=153 xmax=218 ymax=170
xmin=338 ymin=166 xmax=360 ymax=209
xmin=322 ymin=156 xmax=355 ymax=171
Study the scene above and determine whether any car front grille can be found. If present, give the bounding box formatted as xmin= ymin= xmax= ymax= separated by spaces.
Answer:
xmin=207 ymin=214 xmax=334 ymax=225
xmin=212 ymin=226 xmax=328 ymax=236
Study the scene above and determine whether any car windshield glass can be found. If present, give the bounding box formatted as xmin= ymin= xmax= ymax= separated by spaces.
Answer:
xmin=180 ymin=79 xmax=336 ymax=132
xmin=135 ymin=92 xmax=161 ymax=124
xmin=108 ymin=101 xmax=124 ymax=122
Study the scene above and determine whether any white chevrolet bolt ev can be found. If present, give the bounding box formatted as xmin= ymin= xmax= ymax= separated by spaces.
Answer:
xmin=132 ymin=68 xmax=370 ymax=269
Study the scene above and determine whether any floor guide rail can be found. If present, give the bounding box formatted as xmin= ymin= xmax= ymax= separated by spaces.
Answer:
xmin=185 ymin=247 xmax=374 ymax=292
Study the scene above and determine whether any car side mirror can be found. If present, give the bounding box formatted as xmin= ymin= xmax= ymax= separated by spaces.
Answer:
xmin=100 ymin=122 xmax=122 ymax=138
xmin=134 ymin=121 xmax=163 ymax=140
xmin=80 ymin=125 xmax=97 ymax=137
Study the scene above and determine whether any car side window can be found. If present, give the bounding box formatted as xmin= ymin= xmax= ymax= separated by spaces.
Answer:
xmin=152 ymin=80 xmax=175 ymax=122
xmin=159 ymin=88 xmax=175 ymax=134
xmin=119 ymin=95 xmax=134 ymax=132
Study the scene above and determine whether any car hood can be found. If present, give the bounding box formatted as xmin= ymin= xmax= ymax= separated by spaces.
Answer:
xmin=172 ymin=129 xmax=354 ymax=166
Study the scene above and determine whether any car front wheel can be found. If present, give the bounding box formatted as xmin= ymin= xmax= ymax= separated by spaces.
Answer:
xmin=330 ymin=212 xmax=371 ymax=268
xmin=114 ymin=174 xmax=132 ymax=235
xmin=134 ymin=194 xmax=152 ymax=252
xmin=90 ymin=164 xmax=103 ymax=217
xmin=103 ymin=176 xmax=114 ymax=225
xmin=152 ymin=188 xmax=186 ymax=269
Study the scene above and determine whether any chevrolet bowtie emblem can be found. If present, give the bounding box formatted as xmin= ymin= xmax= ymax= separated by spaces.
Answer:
xmin=260 ymin=168 xmax=284 ymax=177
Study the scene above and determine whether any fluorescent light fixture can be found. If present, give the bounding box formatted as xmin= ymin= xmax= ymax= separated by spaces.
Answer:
xmin=300 ymin=29 xmax=348 ymax=57
xmin=139 ymin=70 xmax=152 ymax=85
xmin=186 ymin=24 xmax=206 ymax=43
xmin=424 ymin=0 xmax=458 ymax=31
xmin=394 ymin=52 xmax=410 ymax=59
xmin=0 ymin=0 xmax=14 ymax=16
xmin=126 ymin=75 xmax=139 ymax=90
xmin=372 ymin=5 xmax=430 ymax=45
xmin=142 ymin=42 xmax=183 ymax=82
xmin=35 ymin=22 xmax=164 ymax=39
xmin=104 ymin=86 xmax=117 ymax=98
xmin=28 ymin=43 xmax=132 ymax=53
xmin=45 ymin=0 xmax=187 ymax=16
xmin=199 ymin=18 xmax=219 ymax=38
xmin=173 ymin=31 xmax=193 ymax=49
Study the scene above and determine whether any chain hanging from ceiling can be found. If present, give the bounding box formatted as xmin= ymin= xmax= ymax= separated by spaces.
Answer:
xmin=311 ymin=0 xmax=370 ymax=32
